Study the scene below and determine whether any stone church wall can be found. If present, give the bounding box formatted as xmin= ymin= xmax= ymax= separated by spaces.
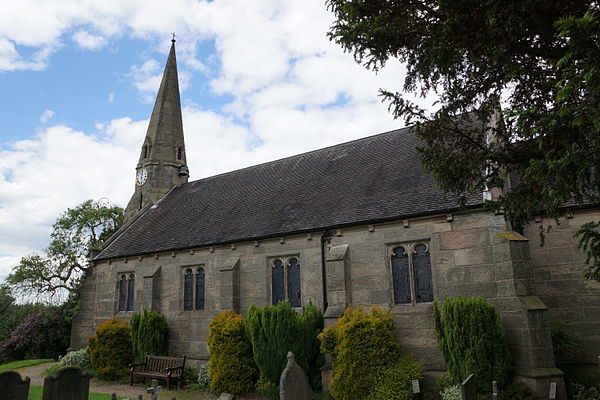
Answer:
xmin=71 ymin=207 xmax=600 ymax=394
xmin=524 ymin=208 xmax=600 ymax=366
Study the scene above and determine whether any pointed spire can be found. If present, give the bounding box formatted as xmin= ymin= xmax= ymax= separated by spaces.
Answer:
xmin=141 ymin=39 xmax=186 ymax=167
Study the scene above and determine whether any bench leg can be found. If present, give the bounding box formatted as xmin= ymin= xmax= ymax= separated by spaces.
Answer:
xmin=130 ymin=373 xmax=133 ymax=386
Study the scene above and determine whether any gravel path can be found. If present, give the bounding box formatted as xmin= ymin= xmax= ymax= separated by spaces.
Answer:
xmin=11 ymin=362 xmax=270 ymax=400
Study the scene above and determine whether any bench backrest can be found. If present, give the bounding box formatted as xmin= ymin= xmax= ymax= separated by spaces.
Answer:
xmin=144 ymin=355 xmax=186 ymax=373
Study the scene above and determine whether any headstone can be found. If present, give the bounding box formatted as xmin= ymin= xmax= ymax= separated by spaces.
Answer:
xmin=411 ymin=379 xmax=421 ymax=394
xmin=146 ymin=379 xmax=162 ymax=400
xmin=0 ymin=370 xmax=30 ymax=400
xmin=460 ymin=374 xmax=476 ymax=400
xmin=217 ymin=394 xmax=234 ymax=400
xmin=138 ymin=395 xmax=143 ymax=400
xmin=279 ymin=351 xmax=312 ymax=400
xmin=549 ymin=382 xmax=557 ymax=400
xmin=42 ymin=366 xmax=90 ymax=400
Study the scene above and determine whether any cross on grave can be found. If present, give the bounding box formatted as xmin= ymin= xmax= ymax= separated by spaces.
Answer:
xmin=492 ymin=381 xmax=498 ymax=400
xmin=147 ymin=379 xmax=162 ymax=400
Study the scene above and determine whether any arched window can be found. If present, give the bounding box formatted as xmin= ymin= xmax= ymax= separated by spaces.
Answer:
xmin=183 ymin=266 xmax=206 ymax=311
xmin=118 ymin=275 xmax=127 ymax=311
xmin=184 ymin=268 xmax=194 ymax=310
xmin=390 ymin=242 xmax=433 ymax=305
xmin=195 ymin=267 xmax=205 ymax=310
xmin=177 ymin=146 xmax=183 ymax=160
xmin=127 ymin=274 xmax=135 ymax=311
xmin=271 ymin=256 xmax=301 ymax=306
xmin=391 ymin=247 xmax=411 ymax=304
xmin=117 ymin=273 xmax=135 ymax=312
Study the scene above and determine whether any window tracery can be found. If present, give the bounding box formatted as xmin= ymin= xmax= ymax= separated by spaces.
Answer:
xmin=390 ymin=242 xmax=433 ymax=305
xmin=183 ymin=266 xmax=205 ymax=310
xmin=270 ymin=256 xmax=301 ymax=307
xmin=117 ymin=273 xmax=135 ymax=312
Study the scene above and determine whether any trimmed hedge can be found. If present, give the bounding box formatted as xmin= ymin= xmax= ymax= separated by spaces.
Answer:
xmin=88 ymin=318 xmax=133 ymax=380
xmin=246 ymin=301 xmax=324 ymax=389
xmin=433 ymin=296 xmax=512 ymax=393
xmin=319 ymin=306 xmax=401 ymax=400
xmin=130 ymin=310 xmax=168 ymax=360
xmin=207 ymin=310 xmax=258 ymax=395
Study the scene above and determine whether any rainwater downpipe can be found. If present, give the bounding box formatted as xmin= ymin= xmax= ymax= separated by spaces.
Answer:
xmin=320 ymin=229 xmax=333 ymax=313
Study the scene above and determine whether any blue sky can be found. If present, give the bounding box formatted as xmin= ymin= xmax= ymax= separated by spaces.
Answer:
xmin=0 ymin=0 xmax=429 ymax=282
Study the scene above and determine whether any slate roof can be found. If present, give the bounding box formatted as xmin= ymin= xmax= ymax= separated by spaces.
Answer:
xmin=96 ymin=126 xmax=484 ymax=260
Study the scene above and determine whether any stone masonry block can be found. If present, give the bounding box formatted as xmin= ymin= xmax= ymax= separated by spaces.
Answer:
xmin=439 ymin=227 xmax=489 ymax=250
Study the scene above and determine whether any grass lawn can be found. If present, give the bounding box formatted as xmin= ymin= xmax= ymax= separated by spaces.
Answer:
xmin=27 ymin=386 xmax=126 ymax=400
xmin=0 ymin=359 xmax=54 ymax=372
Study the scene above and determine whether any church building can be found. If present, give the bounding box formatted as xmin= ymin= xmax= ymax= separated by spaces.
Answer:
xmin=71 ymin=40 xmax=600 ymax=395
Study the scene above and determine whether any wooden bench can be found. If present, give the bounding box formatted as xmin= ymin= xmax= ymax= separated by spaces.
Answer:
xmin=129 ymin=355 xmax=186 ymax=390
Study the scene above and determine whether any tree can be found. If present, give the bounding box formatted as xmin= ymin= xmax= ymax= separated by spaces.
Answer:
xmin=7 ymin=199 xmax=123 ymax=300
xmin=326 ymin=1 xmax=600 ymax=279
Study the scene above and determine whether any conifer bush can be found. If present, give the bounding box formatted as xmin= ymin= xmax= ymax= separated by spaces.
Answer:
xmin=318 ymin=306 xmax=401 ymax=400
xmin=433 ymin=296 xmax=512 ymax=394
xmin=245 ymin=300 xmax=324 ymax=389
xmin=207 ymin=310 xmax=257 ymax=395
xmin=366 ymin=357 xmax=423 ymax=400
xmin=130 ymin=310 xmax=168 ymax=360
xmin=87 ymin=318 xmax=133 ymax=380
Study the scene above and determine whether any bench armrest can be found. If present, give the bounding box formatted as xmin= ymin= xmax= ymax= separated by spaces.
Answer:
xmin=129 ymin=362 xmax=146 ymax=371
xmin=165 ymin=365 xmax=184 ymax=375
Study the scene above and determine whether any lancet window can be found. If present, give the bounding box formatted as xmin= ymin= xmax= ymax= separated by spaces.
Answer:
xmin=271 ymin=256 xmax=301 ymax=307
xmin=117 ymin=273 xmax=135 ymax=312
xmin=184 ymin=267 xmax=205 ymax=310
xmin=390 ymin=242 xmax=433 ymax=305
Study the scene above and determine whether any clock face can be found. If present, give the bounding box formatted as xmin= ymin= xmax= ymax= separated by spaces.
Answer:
xmin=136 ymin=169 xmax=148 ymax=186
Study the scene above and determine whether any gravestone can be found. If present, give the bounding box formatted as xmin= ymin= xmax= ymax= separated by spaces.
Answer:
xmin=217 ymin=393 xmax=234 ymax=400
xmin=549 ymin=382 xmax=557 ymax=400
xmin=279 ymin=351 xmax=311 ymax=400
xmin=460 ymin=374 xmax=476 ymax=400
xmin=0 ymin=370 xmax=30 ymax=400
xmin=492 ymin=381 xmax=498 ymax=400
xmin=147 ymin=379 xmax=162 ymax=400
xmin=42 ymin=366 xmax=90 ymax=400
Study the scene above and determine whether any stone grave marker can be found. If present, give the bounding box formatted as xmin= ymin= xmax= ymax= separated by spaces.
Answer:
xmin=492 ymin=381 xmax=498 ymax=400
xmin=147 ymin=379 xmax=162 ymax=400
xmin=42 ymin=366 xmax=90 ymax=400
xmin=549 ymin=382 xmax=557 ymax=400
xmin=460 ymin=374 xmax=475 ymax=400
xmin=0 ymin=370 xmax=30 ymax=400
xmin=217 ymin=393 xmax=234 ymax=400
xmin=411 ymin=379 xmax=421 ymax=394
xmin=279 ymin=351 xmax=311 ymax=400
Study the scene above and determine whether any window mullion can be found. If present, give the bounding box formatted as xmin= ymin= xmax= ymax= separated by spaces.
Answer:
xmin=408 ymin=246 xmax=417 ymax=306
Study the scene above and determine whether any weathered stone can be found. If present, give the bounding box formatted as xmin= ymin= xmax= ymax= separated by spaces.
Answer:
xmin=42 ymin=366 xmax=89 ymax=400
xmin=0 ymin=371 xmax=30 ymax=400
xmin=279 ymin=352 xmax=311 ymax=400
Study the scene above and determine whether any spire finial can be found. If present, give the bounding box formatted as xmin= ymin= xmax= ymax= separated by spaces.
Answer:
xmin=171 ymin=32 xmax=176 ymax=43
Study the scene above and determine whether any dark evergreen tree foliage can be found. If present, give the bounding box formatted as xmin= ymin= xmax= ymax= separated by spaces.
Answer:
xmin=245 ymin=301 xmax=324 ymax=389
xmin=433 ymin=296 xmax=512 ymax=393
xmin=326 ymin=0 xmax=600 ymax=280
xmin=130 ymin=310 xmax=169 ymax=360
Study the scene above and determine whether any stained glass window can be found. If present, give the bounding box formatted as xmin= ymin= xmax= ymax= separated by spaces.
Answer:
xmin=195 ymin=268 xmax=205 ymax=310
xmin=184 ymin=268 xmax=194 ymax=310
xmin=118 ymin=275 xmax=127 ymax=311
xmin=126 ymin=274 xmax=135 ymax=311
xmin=272 ymin=259 xmax=285 ymax=305
xmin=391 ymin=247 xmax=411 ymax=304
xmin=413 ymin=244 xmax=433 ymax=303
xmin=287 ymin=257 xmax=301 ymax=308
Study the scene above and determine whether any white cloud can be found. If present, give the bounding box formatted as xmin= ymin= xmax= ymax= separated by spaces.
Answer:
xmin=0 ymin=0 xmax=441 ymax=286
xmin=39 ymin=109 xmax=55 ymax=123
xmin=72 ymin=30 xmax=106 ymax=50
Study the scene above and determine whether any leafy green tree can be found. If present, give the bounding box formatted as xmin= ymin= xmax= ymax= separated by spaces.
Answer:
xmin=326 ymin=0 xmax=600 ymax=279
xmin=7 ymin=199 xmax=123 ymax=299
xmin=130 ymin=310 xmax=169 ymax=360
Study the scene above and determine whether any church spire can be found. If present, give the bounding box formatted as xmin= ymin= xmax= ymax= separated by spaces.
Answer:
xmin=124 ymin=39 xmax=189 ymax=223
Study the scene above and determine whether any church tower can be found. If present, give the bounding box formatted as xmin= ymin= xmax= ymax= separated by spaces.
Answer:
xmin=124 ymin=38 xmax=189 ymax=223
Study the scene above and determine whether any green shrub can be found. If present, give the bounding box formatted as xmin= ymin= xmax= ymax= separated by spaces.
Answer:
xmin=318 ymin=306 xmax=401 ymax=400
xmin=255 ymin=372 xmax=279 ymax=396
xmin=87 ymin=318 xmax=133 ymax=381
xmin=366 ymin=357 xmax=423 ymax=400
xmin=58 ymin=348 xmax=94 ymax=375
xmin=550 ymin=320 xmax=578 ymax=367
xmin=181 ymin=365 xmax=198 ymax=386
xmin=130 ymin=310 xmax=168 ymax=360
xmin=433 ymin=296 xmax=512 ymax=394
xmin=499 ymin=382 xmax=535 ymax=400
xmin=208 ymin=310 xmax=258 ymax=395
xmin=572 ymin=383 xmax=600 ymax=400
xmin=440 ymin=385 xmax=461 ymax=400
xmin=197 ymin=361 xmax=210 ymax=387
xmin=246 ymin=300 xmax=324 ymax=389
